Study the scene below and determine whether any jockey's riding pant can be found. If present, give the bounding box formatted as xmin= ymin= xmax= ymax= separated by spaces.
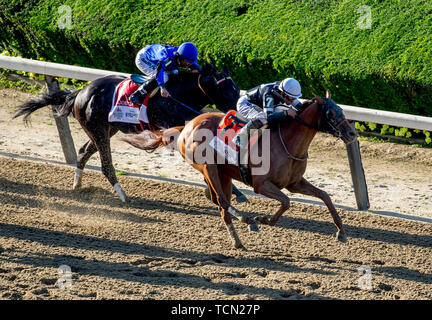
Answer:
xmin=236 ymin=95 xmax=268 ymax=124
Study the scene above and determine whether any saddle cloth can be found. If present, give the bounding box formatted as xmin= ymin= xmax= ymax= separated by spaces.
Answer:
xmin=209 ymin=110 xmax=248 ymax=165
xmin=108 ymin=78 xmax=150 ymax=124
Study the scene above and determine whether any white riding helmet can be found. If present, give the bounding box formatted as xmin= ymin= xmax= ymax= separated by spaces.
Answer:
xmin=279 ymin=78 xmax=302 ymax=98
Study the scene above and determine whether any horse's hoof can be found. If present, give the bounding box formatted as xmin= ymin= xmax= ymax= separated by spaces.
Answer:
xmin=254 ymin=216 xmax=269 ymax=225
xmin=114 ymin=183 xmax=127 ymax=203
xmin=248 ymin=223 xmax=259 ymax=232
xmin=335 ymin=232 xmax=348 ymax=243
xmin=235 ymin=195 xmax=249 ymax=203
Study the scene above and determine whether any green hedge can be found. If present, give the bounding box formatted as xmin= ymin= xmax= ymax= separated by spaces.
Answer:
xmin=1 ymin=0 xmax=432 ymax=115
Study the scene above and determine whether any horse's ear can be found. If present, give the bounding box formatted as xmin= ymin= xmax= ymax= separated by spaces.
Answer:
xmin=326 ymin=90 xmax=331 ymax=99
xmin=201 ymin=62 xmax=216 ymax=76
xmin=312 ymin=93 xmax=325 ymax=105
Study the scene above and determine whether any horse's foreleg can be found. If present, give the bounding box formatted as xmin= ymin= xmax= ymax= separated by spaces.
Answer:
xmin=254 ymin=180 xmax=291 ymax=226
xmin=74 ymin=127 xmax=119 ymax=190
xmin=204 ymin=165 xmax=245 ymax=249
xmin=99 ymin=146 xmax=126 ymax=203
xmin=287 ymin=178 xmax=347 ymax=242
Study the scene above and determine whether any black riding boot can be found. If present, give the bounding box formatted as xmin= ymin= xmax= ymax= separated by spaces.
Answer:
xmin=232 ymin=119 xmax=264 ymax=149
xmin=129 ymin=78 xmax=158 ymax=105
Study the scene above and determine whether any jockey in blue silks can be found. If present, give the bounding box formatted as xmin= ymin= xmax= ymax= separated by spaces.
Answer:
xmin=130 ymin=42 xmax=201 ymax=105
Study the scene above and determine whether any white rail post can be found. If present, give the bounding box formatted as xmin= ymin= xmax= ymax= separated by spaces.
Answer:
xmin=346 ymin=139 xmax=369 ymax=210
xmin=45 ymin=75 xmax=77 ymax=164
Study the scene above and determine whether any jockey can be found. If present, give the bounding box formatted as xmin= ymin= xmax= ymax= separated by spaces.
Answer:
xmin=232 ymin=78 xmax=303 ymax=148
xmin=130 ymin=42 xmax=201 ymax=105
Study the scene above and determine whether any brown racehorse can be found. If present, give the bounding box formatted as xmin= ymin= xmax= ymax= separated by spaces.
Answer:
xmin=121 ymin=92 xmax=357 ymax=249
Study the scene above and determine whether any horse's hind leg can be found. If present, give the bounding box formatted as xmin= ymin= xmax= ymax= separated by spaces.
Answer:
xmin=73 ymin=139 xmax=97 ymax=189
xmin=74 ymin=128 xmax=119 ymax=190
xmin=287 ymin=177 xmax=347 ymax=242
xmin=203 ymin=165 xmax=245 ymax=249
xmin=219 ymin=173 xmax=259 ymax=232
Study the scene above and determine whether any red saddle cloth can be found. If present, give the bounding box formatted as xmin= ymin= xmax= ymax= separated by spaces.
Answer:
xmin=209 ymin=110 xmax=248 ymax=165
xmin=112 ymin=78 xmax=140 ymax=109
xmin=109 ymin=78 xmax=151 ymax=129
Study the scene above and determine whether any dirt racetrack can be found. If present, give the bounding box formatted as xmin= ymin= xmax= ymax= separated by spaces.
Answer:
xmin=1 ymin=156 xmax=431 ymax=300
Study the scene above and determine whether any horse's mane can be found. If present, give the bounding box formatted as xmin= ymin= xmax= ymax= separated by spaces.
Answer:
xmin=298 ymin=99 xmax=316 ymax=114
xmin=201 ymin=62 xmax=219 ymax=76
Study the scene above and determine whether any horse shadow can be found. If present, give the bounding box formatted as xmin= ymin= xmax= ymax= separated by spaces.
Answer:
xmin=0 ymin=223 xmax=336 ymax=300
xmin=0 ymin=177 xmax=161 ymax=225
xmin=2 ymin=175 xmax=432 ymax=250
xmin=265 ymin=213 xmax=432 ymax=249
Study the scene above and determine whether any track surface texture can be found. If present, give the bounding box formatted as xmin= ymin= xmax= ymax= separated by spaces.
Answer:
xmin=0 ymin=156 xmax=431 ymax=300
xmin=1 ymin=88 xmax=432 ymax=300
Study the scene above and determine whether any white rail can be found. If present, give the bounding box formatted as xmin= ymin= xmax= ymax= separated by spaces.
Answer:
xmin=0 ymin=55 xmax=129 ymax=81
xmin=337 ymin=103 xmax=432 ymax=131
xmin=1 ymin=55 xmax=431 ymax=130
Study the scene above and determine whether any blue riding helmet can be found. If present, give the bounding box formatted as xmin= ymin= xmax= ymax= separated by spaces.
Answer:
xmin=176 ymin=42 xmax=198 ymax=63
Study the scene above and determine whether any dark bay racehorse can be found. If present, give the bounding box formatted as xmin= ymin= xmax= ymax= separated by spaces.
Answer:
xmin=13 ymin=63 xmax=243 ymax=202
xmin=121 ymin=92 xmax=357 ymax=249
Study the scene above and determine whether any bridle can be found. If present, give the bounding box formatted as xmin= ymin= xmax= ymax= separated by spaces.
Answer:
xmin=216 ymin=76 xmax=232 ymax=85
xmin=277 ymin=99 xmax=346 ymax=161
xmin=169 ymin=73 xmax=233 ymax=115
xmin=294 ymin=99 xmax=346 ymax=135
xmin=197 ymin=73 xmax=233 ymax=109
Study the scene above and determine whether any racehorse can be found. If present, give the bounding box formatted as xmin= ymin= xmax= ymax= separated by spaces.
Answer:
xmin=120 ymin=92 xmax=358 ymax=249
xmin=13 ymin=62 xmax=243 ymax=202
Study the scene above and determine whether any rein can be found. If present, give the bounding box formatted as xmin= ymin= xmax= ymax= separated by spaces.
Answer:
xmin=166 ymin=73 xmax=216 ymax=116
xmin=168 ymin=96 xmax=202 ymax=115
xmin=278 ymin=123 xmax=308 ymax=161
xmin=276 ymin=102 xmax=325 ymax=162
xmin=198 ymin=74 xmax=218 ymax=107
xmin=198 ymin=73 xmax=232 ymax=110
xmin=168 ymin=73 xmax=232 ymax=117
xmin=293 ymin=102 xmax=323 ymax=130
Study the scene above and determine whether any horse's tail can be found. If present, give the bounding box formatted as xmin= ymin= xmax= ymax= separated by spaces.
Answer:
xmin=121 ymin=126 xmax=185 ymax=153
xmin=13 ymin=89 xmax=80 ymax=123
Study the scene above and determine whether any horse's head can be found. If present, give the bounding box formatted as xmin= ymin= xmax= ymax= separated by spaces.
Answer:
xmin=313 ymin=93 xmax=357 ymax=144
xmin=198 ymin=63 xmax=240 ymax=112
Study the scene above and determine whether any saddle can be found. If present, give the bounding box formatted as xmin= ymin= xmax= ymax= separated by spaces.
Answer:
xmin=130 ymin=73 xmax=149 ymax=85
xmin=209 ymin=110 xmax=253 ymax=185
xmin=108 ymin=75 xmax=160 ymax=130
